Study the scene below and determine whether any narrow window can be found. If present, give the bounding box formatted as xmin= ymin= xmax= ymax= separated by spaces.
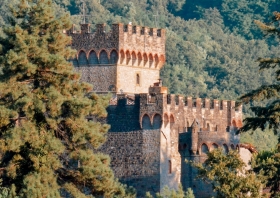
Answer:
xmin=136 ymin=74 xmax=140 ymax=85
xmin=168 ymin=160 xmax=172 ymax=174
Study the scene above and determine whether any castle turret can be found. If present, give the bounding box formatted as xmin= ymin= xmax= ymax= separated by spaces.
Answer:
xmin=190 ymin=120 xmax=199 ymax=154
xmin=67 ymin=23 xmax=166 ymax=94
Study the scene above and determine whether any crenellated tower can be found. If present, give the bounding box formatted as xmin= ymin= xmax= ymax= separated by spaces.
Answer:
xmin=67 ymin=23 xmax=166 ymax=94
xmin=68 ymin=23 xmax=242 ymax=198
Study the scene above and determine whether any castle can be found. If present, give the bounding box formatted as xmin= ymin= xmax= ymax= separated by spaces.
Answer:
xmin=67 ymin=23 xmax=242 ymax=198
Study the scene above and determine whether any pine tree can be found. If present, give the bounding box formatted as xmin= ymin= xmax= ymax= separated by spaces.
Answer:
xmin=0 ymin=0 xmax=131 ymax=197
xmin=238 ymin=12 xmax=280 ymax=134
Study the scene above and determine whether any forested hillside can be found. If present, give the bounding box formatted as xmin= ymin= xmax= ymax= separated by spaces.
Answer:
xmin=1 ymin=0 xmax=279 ymax=150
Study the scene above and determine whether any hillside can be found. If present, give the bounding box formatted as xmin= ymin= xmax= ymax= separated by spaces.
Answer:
xmin=1 ymin=0 xmax=279 ymax=150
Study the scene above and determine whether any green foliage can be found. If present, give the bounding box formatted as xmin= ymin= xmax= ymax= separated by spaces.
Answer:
xmin=238 ymin=12 xmax=280 ymax=135
xmin=240 ymin=128 xmax=278 ymax=152
xmin=252 ymin=147 xmax=280 ymax=197
xmin=0 ymin=0 xmax=133 ymax=197
xmin=190 ymin=149 xmax=266 ymax=198
xmin=145 ymin=185 xmax=195 ymax=198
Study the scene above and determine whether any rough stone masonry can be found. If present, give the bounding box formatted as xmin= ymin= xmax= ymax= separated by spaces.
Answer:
xmin=67 ymin=23 xmax=242 ymax=198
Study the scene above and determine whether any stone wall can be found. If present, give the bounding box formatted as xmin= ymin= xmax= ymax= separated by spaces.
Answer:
xmin=99 ymin=130 xmax=161 ymax=197
xmin=107 ymin=103 xmax=141 ymax=132
xmin=75 ymin=65 xmax=116 ymax=92
xmin=116 ymin=65 xmax=160 ymax=94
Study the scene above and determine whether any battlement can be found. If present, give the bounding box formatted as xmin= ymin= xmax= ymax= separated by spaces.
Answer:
xmin=111 ymin=93 xmax=240 ymax=111
xmin=67 ymin=23 xmax=166 ymax=69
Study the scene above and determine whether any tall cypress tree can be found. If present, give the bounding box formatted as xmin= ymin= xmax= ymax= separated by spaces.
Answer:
xmin=0 ymin=0 xmax=130 ymax=197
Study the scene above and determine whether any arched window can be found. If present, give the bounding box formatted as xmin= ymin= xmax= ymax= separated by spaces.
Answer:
xmin=211 ymin=143 xmax=218 ymax=150
xmin=223 ymin=144 xmax=229 ymax=154
xmin=149 ymin=54 xmax=153 ymax=67
xmin=143 ymin=53 xmax=148 ymax=67
xmin=154 ymin=54 xmax=159 ymax=68
xmin=110 ymin=50 xmax=118 ymax=64
xmin=132 ymin=52 xmax=137 ymax=66
xmin=137 ymin=52 xmax=142 ymax=66
xmin=88 ymin=50 xmax=99 ymax=65
xmin=170 ymin=114 xmax=175 ymax=128
xmin=153 ymin=114 xmax=162 ymax=129
xmin=142 ymin=114 xmax=152 ymax=130
xmin=201 ymin=144 xmax=209 ymax=154
xmin=78 ymin=51 xmax=88 ymax=66
xmin=136 ymin=73 xmax=140 ymax=85
xmin=232 ymin=120 xmax=237 ymax=127
xmin=126 ymin=51 xmax=131 ymax=65
xmin=120 ymin=50 xmax=125 ymax=64
xmin=99 ymin=50 xmax=109 ymax=64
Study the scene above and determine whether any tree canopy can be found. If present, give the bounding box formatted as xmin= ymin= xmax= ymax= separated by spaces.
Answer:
xmin=238 ymin=12 xmax=280 ymax=135
xmin=0 ymin=0 xmax=131 ymax=197
xmin=190 ymin=149 xmax=265 ymax=198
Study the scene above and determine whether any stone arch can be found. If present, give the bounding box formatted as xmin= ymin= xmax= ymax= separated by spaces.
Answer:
xmin=131 ymin=51 xmax=137 ymax=66
xmin=232 ymin=119 xmax=237 ymax=127
xmin=154 ymin=54 xmax=159 ymax=68
xmin=237 ymin=120 xmax=242 ymax=127
xmin=170 ymin=114 xmax=175 ymax=123
xmin=120 ymin=50 xmax=125 ymax=64
xmin=126 ymin=50 xmax=131 ymax=65
xmin=142 ymin=114 xmax=152 ymax=130
xmin=211 ymin=143 xmax=218 ymax=150
xmin=99 ymin=50 xmax=109 ymax=64
xmin=236 ymin=144 xmax=240 ymax=151
xmin=148 ymin=53 xmax=153 ymax=68
xmin=110 ymin=50 xmax=118 ymax=64
xmin=152 ymin=114 xmax=162 ymax=129
xmin=223 ymin=144 xmax=229 ymax=153
xmin=170 ymin=114 xmax=175 ymax=128
xmin=164 ymin=113 xmax=169 ymax=127
xmin=137 ymin=52 xmax=142 ymax=66
xmin=159 ymin=54 xmax=165 ymax=68
xmin=201 ymin=144 xmax=209 ymax=155
xmin=88 ymin=50 xmax=99 ymax=65
xmin=143 ymin=53 xmax=148 ymax=67
xmin=78 ymin=50 xmax=88 ymax=66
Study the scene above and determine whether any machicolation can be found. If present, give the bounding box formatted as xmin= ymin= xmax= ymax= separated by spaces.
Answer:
xmin=68 ymin=23 xmax=242 ymax=198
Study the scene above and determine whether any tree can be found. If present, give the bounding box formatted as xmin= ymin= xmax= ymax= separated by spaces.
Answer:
xmin=145 ymin=185 xmax=195 ymax=198
xmin=0 ymin=0 xmax=132 ymax=197
xmin=190 ymin=149 xmax=265 ymax=198
xmin=238 ymin=12 xmax=280 ymax=134
xmin=252 ymin=147 xmax=280 ymax=197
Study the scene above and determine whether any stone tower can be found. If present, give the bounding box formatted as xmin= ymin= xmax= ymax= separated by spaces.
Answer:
xmin=67 ymin=23 xmax=166 ymax=94
xmin=67 ymin=23 xmax=242 ymax=198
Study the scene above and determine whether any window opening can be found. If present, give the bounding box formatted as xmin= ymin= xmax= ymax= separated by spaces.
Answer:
xmin=136 ymin=74 xmax=140 ymax=85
